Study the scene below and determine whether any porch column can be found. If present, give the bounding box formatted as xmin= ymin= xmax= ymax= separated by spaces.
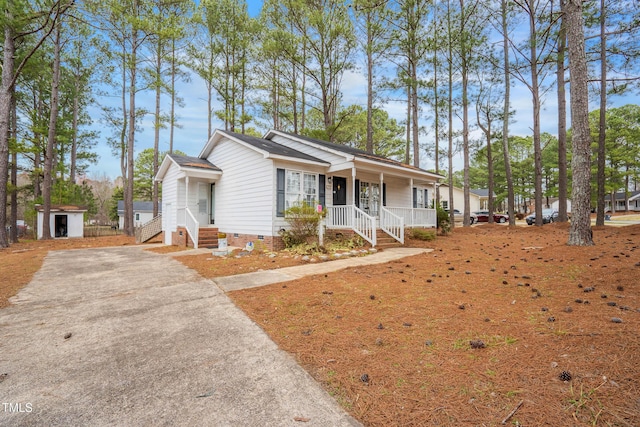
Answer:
xmin=185 ymin=176 xmax=190 ymax=210
xmin=351 ymin=167 xmax=357 ymax=205
xmin=379 ymin=172 xmax=384 ymax=213
xmin=433 ymin=182 xmax=438 ymax=207
xmin=409 ymin=178 xmax=414 ymax=225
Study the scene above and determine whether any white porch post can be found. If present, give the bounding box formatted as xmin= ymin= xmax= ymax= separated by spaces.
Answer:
xmin=409 ymin=178 xmax=414 ymax=225
xmin=379 ymin=172 xmax=384 ymax=223
xmin=185 ymin=176 xmax=190 ymax=210
xmin=352 ymin=167 xmax=357 ymax=205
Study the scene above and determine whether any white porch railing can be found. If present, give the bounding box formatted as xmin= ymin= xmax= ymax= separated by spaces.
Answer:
xmin=178 ymin=207 xmax=200 ymax=249
xmin=380 ymin=207 xmax=404 ymax=244
xmin=385 ymin=207 xmax=437 ymax=227
xmin=327 ymin=205 xmax=376 ymax=246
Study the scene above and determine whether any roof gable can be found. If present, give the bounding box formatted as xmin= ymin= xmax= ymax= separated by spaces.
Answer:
xmin=155 ymin=153 xmax=221 ymax=181
xmin=199 ymin=130 xmax=329 ymax=166
xmin=265 ymin=130 xmax=444 ymax=180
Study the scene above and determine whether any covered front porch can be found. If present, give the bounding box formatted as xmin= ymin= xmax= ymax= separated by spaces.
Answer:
xmin=323 ymin=170 xmax=438 ymax=246
xmin=171 ymin=175 xmax=219 ymax=249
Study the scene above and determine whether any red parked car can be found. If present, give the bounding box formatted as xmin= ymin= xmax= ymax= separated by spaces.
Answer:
xmin=473 ymin=210 xmax=509 ymax=223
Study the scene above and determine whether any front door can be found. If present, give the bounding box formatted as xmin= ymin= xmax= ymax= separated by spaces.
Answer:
xmin=333 ymin=177 xmax=347 ymax=205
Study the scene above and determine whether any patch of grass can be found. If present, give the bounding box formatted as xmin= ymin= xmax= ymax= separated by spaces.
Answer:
xmin=568 ymin=379 xmax=607 ymax=425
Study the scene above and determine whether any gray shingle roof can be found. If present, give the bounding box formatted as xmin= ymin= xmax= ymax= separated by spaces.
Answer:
xmin=273 ymin=131 xmax=442 ymax=177
xmin=220 ymin=130 xmax=328 ymax=165
xmin=117 ymin=201 xmax=161 ymax=213
xmin=470 ymin=189 xmax=493 ymax=197
xmin=169 ymin=154 xmax=221 ymax=171
xmin=612 ymin=190 xmax=640 ymax=200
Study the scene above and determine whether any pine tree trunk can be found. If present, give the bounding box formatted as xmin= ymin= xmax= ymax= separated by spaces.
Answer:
xmin=0 ymin=25 xmax=14 ymax=248
xmin=153 ymin=40 xmax=161 ymax=218
xmin=42 ymin=24 xmax=62 ymax=240
xmin=125 ymin=30 xmax=138 ymax=237
xmin=501 ymin=0 xmax=516 ymax=225
xmin=366 ymin=10 xmax=374 ymax=154
xmin=10 ymin=87 xmax=18 ymax=243
xmin=595 ymin=0 xmax=607 ymax=226
xmin=528 ymin=0 xmax=543 ymax=226
xmin=557 ymin=0 xmax=569 ymax=222
xmin=566 ymin=0 xmax=594 ymax=246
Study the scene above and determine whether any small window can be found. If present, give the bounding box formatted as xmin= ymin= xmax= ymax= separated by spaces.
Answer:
xmin=135 ymin=213 xmax=140 ymax=221
xmin=442 ymin=200 xmax=449 ymax=210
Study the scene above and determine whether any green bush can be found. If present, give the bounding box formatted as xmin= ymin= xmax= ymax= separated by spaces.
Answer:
xmin=429 ymin=202 xmax=451 ymax=235
xmin=279 ymin=201 xmax=324 ymax=248
xmin=411 ymin=228 xmax=437 ymax=241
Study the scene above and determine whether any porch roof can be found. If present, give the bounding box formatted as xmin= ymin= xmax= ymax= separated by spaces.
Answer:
xmin=265 ymin=130 xmax=445 ymax=182
xmin=155 ymin=154 xmax=222 ymax=181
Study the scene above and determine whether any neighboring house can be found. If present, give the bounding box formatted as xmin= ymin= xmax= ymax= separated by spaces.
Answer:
xmin=117 ymin=201 xmax=162 ymax=229
xmin=154 ymin=129 xmax=444 ymax=250
xmin=439 ymin=185 xmax=481 ymax=213
xmin=469 ymin=189 xmax=503 ymax=211
xmin=550 ymin=198 xmax=572 ymax=213
xmin=35 ymin=204 xmax=87 ymax=239
xmin=604 ymin=190 xmax=640 ymax=212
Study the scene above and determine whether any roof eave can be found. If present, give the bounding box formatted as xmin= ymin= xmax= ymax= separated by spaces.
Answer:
xmin=354 ymin=157 xmax=444 ymax=181
xmin=266 ymin=129 xmax=354 ymax=162
xmin=268 ymin=153 xmax=330 ymax=167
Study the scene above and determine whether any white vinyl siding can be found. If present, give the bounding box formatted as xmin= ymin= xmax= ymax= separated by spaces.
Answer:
xmin=205 ymin=138 xmax=274 ymax=236
xmin=383 ymin=177 xmax=412 ymax=207
xmin=161 ymin=163 xmax=180 ymax=237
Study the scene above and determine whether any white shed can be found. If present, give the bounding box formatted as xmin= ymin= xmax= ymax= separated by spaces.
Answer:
xmin=36 ymin=205 xmax=87 ymax=239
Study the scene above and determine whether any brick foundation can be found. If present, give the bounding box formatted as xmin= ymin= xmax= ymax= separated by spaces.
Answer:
xmin=222 ymin=232 xmax=285 ymax=252
xmin=172 ymin=228 xmax=189 ymax=248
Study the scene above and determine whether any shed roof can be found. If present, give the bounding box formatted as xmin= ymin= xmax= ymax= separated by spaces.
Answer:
xmin=35 ymin=204 xmax=87 ymax=212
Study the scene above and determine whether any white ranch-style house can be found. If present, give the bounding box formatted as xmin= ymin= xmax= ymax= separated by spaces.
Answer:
xmin=154 ymin=130 xmax=444 ymax=250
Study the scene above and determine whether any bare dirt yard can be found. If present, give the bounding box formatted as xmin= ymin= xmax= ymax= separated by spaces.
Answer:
xmin=1 ymin=223 xmax=639 ymax=426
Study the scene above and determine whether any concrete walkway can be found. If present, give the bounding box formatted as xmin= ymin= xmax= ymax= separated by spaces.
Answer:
xmin=214 ymin=247 xmax=431 ymax=291
xmin=0 ymin=246 xmax=429 ymax=426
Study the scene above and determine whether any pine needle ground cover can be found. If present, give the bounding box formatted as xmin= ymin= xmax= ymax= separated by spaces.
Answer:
xmin=2 ymin=224 xmax=638 ymax=425
xmin=230 ymin=224 xmax=640 ymax=426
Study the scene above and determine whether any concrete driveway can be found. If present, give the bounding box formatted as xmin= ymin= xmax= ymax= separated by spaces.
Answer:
xmin=0 ymin=246 xmax=360 ymax=426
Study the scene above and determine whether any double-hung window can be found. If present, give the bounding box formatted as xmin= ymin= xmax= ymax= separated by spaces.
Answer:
xmin=285 ymin=170 xmax=317 ymax=209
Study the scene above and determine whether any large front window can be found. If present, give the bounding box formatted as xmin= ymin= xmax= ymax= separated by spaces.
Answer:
xmin=285 ymin=170 xmax=317 ymax=209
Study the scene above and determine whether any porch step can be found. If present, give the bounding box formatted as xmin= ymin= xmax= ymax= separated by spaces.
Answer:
xmin=376 ymin=229 xmax=402 ymax=249
xmin=198 ymin=228 xmax=219 ymax=248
